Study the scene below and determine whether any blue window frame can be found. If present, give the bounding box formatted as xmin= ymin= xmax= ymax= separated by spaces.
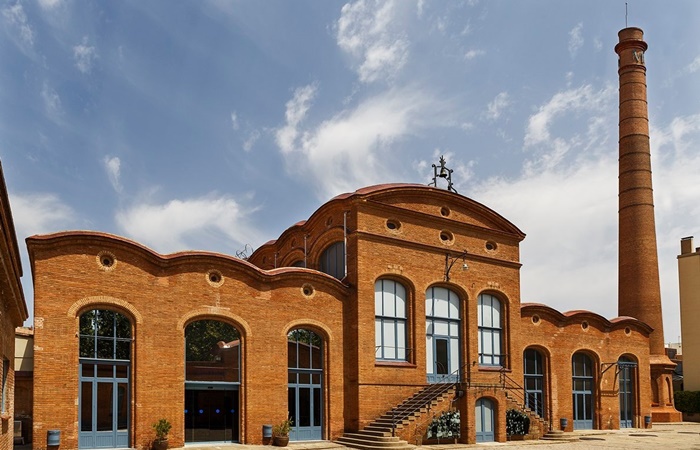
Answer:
xmin=375 ymin=279 xmax=408 ymax=361
xmin=478 ymin=294 xmax=502 ymax=366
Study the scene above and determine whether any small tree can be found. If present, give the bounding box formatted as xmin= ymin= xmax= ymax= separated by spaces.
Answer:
xmin=506 ymin=409 xmax=530 ymax=436
xmin=152 ymin=419 xmax=172 ymax=442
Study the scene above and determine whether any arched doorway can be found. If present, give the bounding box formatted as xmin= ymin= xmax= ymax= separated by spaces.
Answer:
xmin=475 ymin=398 xmax=495 ymax=442
xmin=425 ymin=286 xmax=460 ymax=383
xmin=618 ymin=356 xmax=636 ymax=428
xmin=572 ymin=352 xmax=595 ymax=429
xmin=78 ymin=309 xmax=131 ymax=449
xmin=184 ymin=319 xmax=241 ymax=443
xmin=288 ymin=329 xmax=323 ymax=441
xmin=524 ymin=348 xmax=545 ymax=418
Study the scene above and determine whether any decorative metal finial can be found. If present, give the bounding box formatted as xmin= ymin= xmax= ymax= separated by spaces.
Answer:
xmin=429 ymin=155 xmax=458 ymax=193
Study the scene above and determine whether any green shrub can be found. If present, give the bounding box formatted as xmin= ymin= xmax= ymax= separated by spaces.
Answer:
xmin=674 ymin=391 xmax=700 ymax=413
xmin=427 ymin=410 xmax=460 ymax=439
xmin=506 ymin=409 xmax=530 ymax=436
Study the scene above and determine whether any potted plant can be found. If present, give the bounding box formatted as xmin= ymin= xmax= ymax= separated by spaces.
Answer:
xmin=152 ymin=418 xmax=172 ymax=450
xmin=272 ymin=417 xmax=293 ymax=447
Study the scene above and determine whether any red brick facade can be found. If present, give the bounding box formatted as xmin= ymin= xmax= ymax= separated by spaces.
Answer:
xmin=0 ymin=163 xmax=29 ymax=450
xmin=28 ymin=183 xmax=655 ymax=449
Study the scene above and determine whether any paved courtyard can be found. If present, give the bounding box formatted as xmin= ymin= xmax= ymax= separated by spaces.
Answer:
xmin=176 ymin=422 xmax=700 ymax=450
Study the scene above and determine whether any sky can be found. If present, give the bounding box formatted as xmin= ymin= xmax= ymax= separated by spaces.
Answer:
xmin=1 ymin=0 xmax=699 ymax=344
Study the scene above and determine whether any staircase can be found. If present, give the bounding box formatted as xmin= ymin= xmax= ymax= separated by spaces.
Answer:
xmin=336 ymin=383 xmax=456 ymax=449
xmin=501 ymin=371 xmax=550 ymax=440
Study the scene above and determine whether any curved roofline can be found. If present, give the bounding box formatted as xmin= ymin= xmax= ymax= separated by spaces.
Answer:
xmin=521 ymin=303 xmax=653 ymax=333
xmin=26 ymin=231 xmax=348 ymax=293
xmin=252 ymin=183 xmax=525 ymax=258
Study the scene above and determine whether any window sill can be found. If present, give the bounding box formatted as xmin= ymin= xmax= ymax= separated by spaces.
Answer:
xmin=375 ymin=360 xmax=416 ymax=368
xmin=479 ymin=365 xmax=509 ymax=372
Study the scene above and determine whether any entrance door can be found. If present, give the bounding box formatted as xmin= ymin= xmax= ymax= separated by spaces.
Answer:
xmin=288 ymin=372 xmax=322 ymax=440
xmin=475 ymin=398 xmax=495 ymax=442
xmin=425 ymin=287 xmax=460 ymax=383
xmin=619 ymin=357 xmax=636 ymax=428
xmin=572 ymin=353 xmax=594 ymax=429
xmin=288 ymin=329 xmax=324 ymax=441
xmin=185 ymin=384 xmax=239 ymax=443
xmin=79 ymin=363 xmax=129 ymax=449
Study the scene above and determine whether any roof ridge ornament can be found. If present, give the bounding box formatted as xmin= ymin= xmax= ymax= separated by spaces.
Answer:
xmin=429 ymin=155 xmax=458 ymax=193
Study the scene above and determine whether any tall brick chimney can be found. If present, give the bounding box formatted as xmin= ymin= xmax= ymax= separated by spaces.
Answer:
xmin=615 ymin=27 xmax=681 ymax=422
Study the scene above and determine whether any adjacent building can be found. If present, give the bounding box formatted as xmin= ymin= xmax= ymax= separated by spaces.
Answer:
xmin=678 ymin=236 xmax=700 ymax=391
xmin=0 ymin=162 xmax=29 ymax=450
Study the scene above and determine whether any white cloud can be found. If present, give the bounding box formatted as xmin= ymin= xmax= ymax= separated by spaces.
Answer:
xmin=103 ymin=156 xmax=122 ymax=193
xmin=73 ymin=36 xmax=98 ymax=74
xmin=10 ymin=192 xmax=75 ymax=237
xmin=687 ymin=55 xmax=700 ymax=73
xmin=41 ymin=81 xmax=62 ymax=118
xmin=2 ymin=2 xmax=34 ymax=47
xmin=38 ymin=0 xmax=61 ymax=9
xmin=336 ymin=0 xmax=409 ymax=83
xmin=230 ymin=111 xmax=239 ymax=130
xmin=568 ymin=22 xmax=584 ymax=58
xmin=464 ymin=49 xmax=485 ymax=61
xmin=524 ymin=84 xmax=615 ymax=151
xmin=115 ymin=194 xmax=263 ymax=254
xmin=276 ymin=85 xmax=447 ymax=199
xmin=485 ymin=92 xmax=510 ymax=120
xmin=275 ymin=84 xmax=318 ymax=154
xmin=243 ymin=129 xmax=261 ymax=152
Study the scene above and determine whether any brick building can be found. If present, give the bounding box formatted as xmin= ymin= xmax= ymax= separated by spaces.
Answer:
xmin=678 ymin=236 xmax=700 ymax=392
xmin=0 ymin=162 xmax=29 ymax=450
xmin=25 ymin=26 xmax=677 ymax=450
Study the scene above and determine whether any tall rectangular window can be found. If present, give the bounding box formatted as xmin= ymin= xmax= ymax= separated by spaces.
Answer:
xmin=478 ymin=294 xmax=502 ymax=366
xmin=375 ymin=279 xmax=408 ymax=361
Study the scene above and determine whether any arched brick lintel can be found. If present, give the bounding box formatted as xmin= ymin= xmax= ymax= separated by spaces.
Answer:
xmin=67 ymin=295 xmax=144 ymax=324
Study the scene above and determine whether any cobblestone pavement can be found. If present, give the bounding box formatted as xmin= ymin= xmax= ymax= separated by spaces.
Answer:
xmin=175 ymin=422 xmax=700 ymax=450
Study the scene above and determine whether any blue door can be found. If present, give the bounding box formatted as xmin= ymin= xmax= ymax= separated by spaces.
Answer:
xmin=288 ymin=329 xmax=323 ymax=441
xmin=572 ymin=353 xmax=594 ymax=429
xmin=618 ymin=358 xmax=636 ymax=428
xmin=475 ymin=398 xmax=495 ymax=442
xmin=425 ymin=287 xmax=461 ymax=383
xmin=79 ymin=363 xmax=129 ymax=448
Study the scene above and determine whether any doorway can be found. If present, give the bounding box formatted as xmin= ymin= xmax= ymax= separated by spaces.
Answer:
xmin=184 ymin=384 xmax=239 ymax=443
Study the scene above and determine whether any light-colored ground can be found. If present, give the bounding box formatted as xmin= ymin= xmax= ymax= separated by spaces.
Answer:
xmin=175 ymin=422 xmax=700 ymax=450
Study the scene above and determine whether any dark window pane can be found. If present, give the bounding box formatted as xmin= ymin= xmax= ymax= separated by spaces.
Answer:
xmin=299 ymin=388 xmax=311 ymax=426
xmin=81 ymin=382 xmax=93 ymax=431
xmin=115 ymin=315 xmax=131 ymax=338
xmin=96 ymin=364 xmax=113 ymax=378
xmin=96 ymin=382 xmax=114 ymax=431
xmin=313 ymin=388 xmax=321 ymax=426
xmin=96 ymin=310 xmax=115 ymax=337
xmin=115 ymin=365 xmax=128 ymax=379
xmin=185 ymin=320 xmax=241 ymax=382
xmin=116 ymin=340 xmax=130 ymax=360
xmin=117 ymin=384 xmax=128 ymax=430
xmin=299 ymin=373 xmax=310 ymax=384
xmin=80 ymin=311 xmax=96 ymax=337
xmin=288 ymin=388 xmax=297 ymax=426
xmin=80 ymin=337 xmax=95 ymax=358
xmin=82 ymin=363 xmax=94 ymax=378
xmin=97 ymin=338 xmax=114 ymax=359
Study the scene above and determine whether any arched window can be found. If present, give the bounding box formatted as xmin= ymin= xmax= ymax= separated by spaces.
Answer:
xmin=425 ymin=286 xmax=460 ymax=383
xmin=184 ymin=320 xmax=241 ymax=443
xmin=319 ymin=241 xmax=345 ymax=279
xmin=572 ymin=352 xmax=595 ymax=429
xmin=288 ymin=329 xmax=323 ymax=441
xmin=375 ymin=279 xmax=408 ymax=361
xmin=291 ymin=260 xmax=306 ymax=268
xmin=478 ymin=294 xmax=502 ymax=366
xmin=79 ymin=309 xmax=132 ymax=448
xmin=524 ymin=349 xmax=545 ymax=418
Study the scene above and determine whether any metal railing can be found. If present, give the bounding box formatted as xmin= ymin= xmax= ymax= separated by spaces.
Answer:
xmin=499 ymin=368 xmax=552 ymax=431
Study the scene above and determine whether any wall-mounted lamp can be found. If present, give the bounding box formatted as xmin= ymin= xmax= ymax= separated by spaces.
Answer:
xmin=444 ymin=249 xmax=468 ymax=282
xmin=430 ymin=155 xmax=458 ymax=193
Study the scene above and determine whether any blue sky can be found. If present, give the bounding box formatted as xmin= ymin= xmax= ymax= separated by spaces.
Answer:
xmin=2 ymin=0 xmax=699 ymax=344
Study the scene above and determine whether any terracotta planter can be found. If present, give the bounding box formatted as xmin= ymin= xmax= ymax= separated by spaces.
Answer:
xmin=273 ymin=435 xmax=289 ymax=446
xmin=153 ymin=438 xmax=169 ymax=450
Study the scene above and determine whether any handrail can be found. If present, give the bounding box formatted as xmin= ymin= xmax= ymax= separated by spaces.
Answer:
xmin=500 ymin=368 xmax=552 ymax=431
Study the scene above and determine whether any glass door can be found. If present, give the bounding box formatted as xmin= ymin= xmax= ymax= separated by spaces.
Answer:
xmin=184 ymin=385 xmax=239 ymax=443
